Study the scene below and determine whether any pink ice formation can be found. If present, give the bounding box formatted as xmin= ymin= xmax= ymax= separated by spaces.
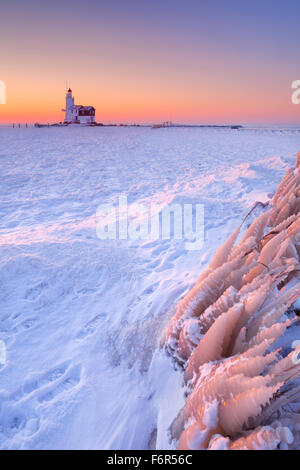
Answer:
xmin=165 ymin=151 xmax=300 ymax=450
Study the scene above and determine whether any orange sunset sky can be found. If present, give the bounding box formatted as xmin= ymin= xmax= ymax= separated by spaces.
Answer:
xmin=0 ymin=0 xmax=299 ymax=125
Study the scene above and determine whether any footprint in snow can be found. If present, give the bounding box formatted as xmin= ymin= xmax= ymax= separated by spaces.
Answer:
xmin=37 ymin=364 xmax=82 ymax=403
xmin=75 ymin=313 xmax=106 ymax=340
xmin=24 ymin=282 xmax=48 ymax=301
xmin=140 ymin=282 xmax=160 ymax=296
xmin=9 ymin=361 xmax=71 ymax=402
xmin=0 ymin=405 xmax=40 ymax=443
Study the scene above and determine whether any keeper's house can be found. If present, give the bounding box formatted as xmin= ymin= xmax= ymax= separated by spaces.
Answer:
xmin=63 ymin=88 xmax=96 ymax=125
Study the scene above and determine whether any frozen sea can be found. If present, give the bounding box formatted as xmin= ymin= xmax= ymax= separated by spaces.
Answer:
xmin=0 ymin=125 xmax=299 ymax=449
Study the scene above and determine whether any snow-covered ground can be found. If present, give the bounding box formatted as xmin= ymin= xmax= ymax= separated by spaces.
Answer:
xmin=0 ymin=125 xmax=299 ymax=449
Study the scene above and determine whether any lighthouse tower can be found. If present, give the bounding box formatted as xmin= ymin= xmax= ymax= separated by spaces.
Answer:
xmin=65 ymin=88 xmax=75 ymax=123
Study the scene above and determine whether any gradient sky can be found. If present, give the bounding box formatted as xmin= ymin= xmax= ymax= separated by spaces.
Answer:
xmin=0 ymin=0 xmax=299 ymax=124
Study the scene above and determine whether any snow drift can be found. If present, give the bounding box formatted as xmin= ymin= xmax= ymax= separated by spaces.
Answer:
xmin=165 ymin=151 xmax=300 ymax=450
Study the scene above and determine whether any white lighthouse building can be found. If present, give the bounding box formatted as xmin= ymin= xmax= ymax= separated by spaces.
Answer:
xmin=63 ymin=88 xmax=96 ymax=125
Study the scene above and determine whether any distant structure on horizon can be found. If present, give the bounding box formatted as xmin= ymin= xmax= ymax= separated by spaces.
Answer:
xmin=62 ymin=88 xmax=96 ymax=125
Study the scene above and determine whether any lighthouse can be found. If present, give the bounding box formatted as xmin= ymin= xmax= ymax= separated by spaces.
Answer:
xmin=63 ymin=88 xmax=96 ymax=125
xmin=65 ymin=88 xmax=75 ymax=122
